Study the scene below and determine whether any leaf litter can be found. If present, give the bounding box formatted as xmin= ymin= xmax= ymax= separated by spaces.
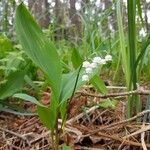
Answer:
xmin=0 ymin=86 xmax=150 ymax=150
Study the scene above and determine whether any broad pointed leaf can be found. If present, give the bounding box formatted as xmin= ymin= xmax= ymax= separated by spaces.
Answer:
xmin=13 ymin=93 xmax=45 ymax=107
xmin=15 ymin=3 xmax=61 ymax=99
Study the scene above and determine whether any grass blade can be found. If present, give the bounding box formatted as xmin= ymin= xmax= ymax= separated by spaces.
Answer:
xmin=116 ymin=0 xmax=130 ymax=87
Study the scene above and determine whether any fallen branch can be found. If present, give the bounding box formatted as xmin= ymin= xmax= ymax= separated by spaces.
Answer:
xmin=83 ymin=85 xmax=127 ymax=90
xmin=82 ymin=110 xmax=150 ymax=138
xmin=94 ymin=132 xmax=150 ymax=148
xmin=123 ymin=124 xmax=150 ymax=139
xmin=79 ymin=89 xmax=150 ymax=99
xmin=75 ymin=146 xmax=103 ymax=150
xmin=141 ymin=123 xmax=147 ymax=150
xmin=67 ymin=105 xmax=99 ymax=124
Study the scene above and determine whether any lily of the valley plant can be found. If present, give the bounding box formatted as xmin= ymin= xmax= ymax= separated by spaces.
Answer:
xmin=15 ymin=3 xmax=112 ymax=149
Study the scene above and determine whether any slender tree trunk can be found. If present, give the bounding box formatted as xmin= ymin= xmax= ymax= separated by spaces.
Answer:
xmin=55 ymin=0 xmax=63 ymax=40
xmin=2 ymin=0 xmax=9 ymax=33
xmin=39 ymin=0 xmax=50 ymax=28
xmin=69 ymin=0 xmax=82 ymax=40
xmin=28 ymin=0 xmax=50 ymax=28
xmin=101 ymin=0 xmax=112 ymax=34
xmin=144 ymin=0 xmax=150 ymax=33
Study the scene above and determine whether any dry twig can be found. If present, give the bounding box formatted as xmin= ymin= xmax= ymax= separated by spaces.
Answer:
xmin=79 ymin=89 xmax=150 ymax=99
xmin=95 ymin=132 xmax=150 ymax=148
xmin=0 ymin=127 xmax=31 ymax=147
xmin=141 ymin=122 xmax=147 ymax=150
xmin=75 ymin=146 xmax=104 ymax=150
xmin=123 ymin=124 xmax=150 ymax=139
xmin=82 ymin=110 xmax=150 ymax=138
xmin=67 ymin=105 xmax=99 ymax=124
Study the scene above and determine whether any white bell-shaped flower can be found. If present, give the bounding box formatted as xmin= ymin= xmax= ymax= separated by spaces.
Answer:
xmin=93 ymin=57 xmax=102 ymax=64
xmin=105 ymin=55 xmax=112 ymax=61
xmin=99 ymin=59 xmax=106 ymax=64
xmin=85 ymin=67 xmax=93 ymax=74
xmin=83 ymin=61 xmax=90 ymax=68
xmin=90 ymin=62 xmax=97 ymax=68
xmin=82 ymin=74 xmax=89 ymax=81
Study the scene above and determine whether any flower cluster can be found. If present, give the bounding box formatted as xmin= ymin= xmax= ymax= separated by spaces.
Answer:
xmin=82 ymin=55 xmax=112 ymax=81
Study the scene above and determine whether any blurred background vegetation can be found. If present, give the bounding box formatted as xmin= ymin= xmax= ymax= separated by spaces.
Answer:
xmin=0 ymin=0 xmax=150 ymax=83
xmin=0 ymin=0 xmax=149 ymax=100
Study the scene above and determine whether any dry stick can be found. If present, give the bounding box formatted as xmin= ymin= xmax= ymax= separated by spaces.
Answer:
xmin=8 ymin=144 xmax=23 ymax=150
xmin=82 ymin=110 xmax=150 ymax=138
xmin=30 ymin=125 xmax=82 ymax=144
xmin=106 ymin=86 xmax=127 ymax=89
xmin=123 ymin=124 xmax=150 ymax=139
xmin=79 ymin=89 xmax=150 ymax=99
xmin=67 ymin=105 xmax=99 ymax=124
xmin=95 ymin=132 xmax=150 ymax=148
xmin=0 ymin=127 xmax=31 ymax=147
xmin=141 ymin=123 xmax=147 ymax=150
xmin=83 ymin=85 xmax=127 ymax=90
xmin=75 ymin=146 xmax=103 ymax=150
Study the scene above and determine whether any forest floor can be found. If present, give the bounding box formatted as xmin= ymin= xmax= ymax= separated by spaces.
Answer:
xmin=0 ymin=85 xmax=150 ymax=150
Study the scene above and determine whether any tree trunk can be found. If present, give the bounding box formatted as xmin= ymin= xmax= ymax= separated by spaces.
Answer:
xmin=28 ymin=0 xmax=50 ymax=28
xmin=55 ymin=0 xmax=63 ymax=40
xmin=144 ymin=0 xmax=150 ymax=33
xmin=2 ymin=0 xmax=9 ymax=33
xmin=69 ymin=0 xmax=82 ymax=40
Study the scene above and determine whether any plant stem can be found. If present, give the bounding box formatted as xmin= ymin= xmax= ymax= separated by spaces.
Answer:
xmin=54 ymin=110 xmax=60 ymax=150
xmin=51 ymin=130 xmax=55 ymax=150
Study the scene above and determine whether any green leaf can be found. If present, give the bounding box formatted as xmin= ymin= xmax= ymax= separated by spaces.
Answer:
xmin=60 ymin=101 xmax=68 ymax=125
xmin=0 ymin=71 xmax=25 ymax=100
xmin=62 ymin=144 xmax=71 ymax=150
xmin=136 ymin=0 xmax=144 ymax=26
xmin=15 ymin=3 xmax=62 ymax=100
xmin=37 ymin=106 xmax=55 ymax=130
xmin=24 ymin=75 xmax=39 ymax=91
xmin=135 ymin=35 xmax=150 ymax=69
xmin=116 ymin=0 xmax=130 ymax=87
xmin=12 ymin=93 xmax=45 ymax=107
xmin=60 ymin=66 xmax=106 ymax=104
xmin=127 ymin=0 xmax=137 ymax=89
xmin=99 ymin=99 xmax=117 ymax=109
xmin=60 ymin=69 xmax=84 ymax=104
xmin=71 ymin=48 xmax=83 ymax=69
xmin=127 ymin=0 xmax=140 ymax=117
xmin=90 ymin=75 xmax=107 ymax=94
xmin=37 ymin=92 xmax=59 ymax=129
xmin=0 ymin=107 xmax=36 ymax=116
xmin=0 ymin=36 xmax=13 ymax=58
